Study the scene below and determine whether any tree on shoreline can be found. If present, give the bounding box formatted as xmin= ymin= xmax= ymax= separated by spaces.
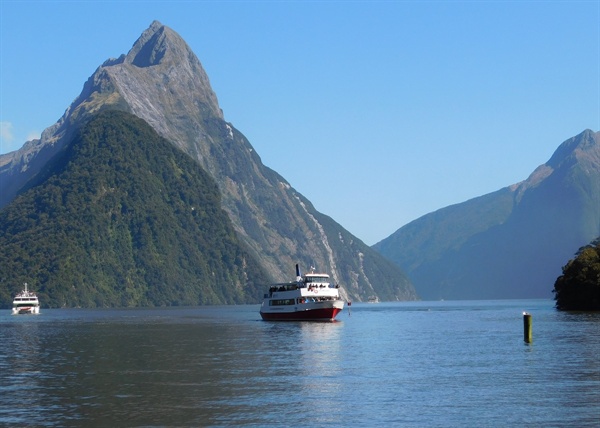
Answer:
xmin=553 ymin=238 xmax=600 ymax=311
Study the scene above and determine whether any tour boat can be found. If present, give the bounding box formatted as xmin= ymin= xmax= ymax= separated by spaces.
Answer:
xmin=12 ymin=283 xmax=40 ymax=315
xmin=260 ymin=265 xmax=344 ymax=321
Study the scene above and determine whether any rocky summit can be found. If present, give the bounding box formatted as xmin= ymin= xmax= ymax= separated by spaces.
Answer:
xmin=0 ymin=21 xmax=417 ymax=303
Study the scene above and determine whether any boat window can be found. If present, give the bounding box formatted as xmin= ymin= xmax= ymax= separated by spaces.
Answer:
xmin=305 ymin=276 xmax=329 ymax=283
xmin=270 ymin=284 xmax=299 ymax=292
xmin=269 ymin=299 xmax=295 ymax=306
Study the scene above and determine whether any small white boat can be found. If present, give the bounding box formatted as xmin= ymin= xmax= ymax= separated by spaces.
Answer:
xmin=260 ymin=265 xmax=344 ymax=321
xmin=12 ymin=283 xmax=40 ymax=315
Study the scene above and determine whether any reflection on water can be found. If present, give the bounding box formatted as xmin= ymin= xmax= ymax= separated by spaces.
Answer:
xmin=0 ymin=321 xmax=44 ymax=424
xmin=0 ymin=301 xmax=598 ymax=427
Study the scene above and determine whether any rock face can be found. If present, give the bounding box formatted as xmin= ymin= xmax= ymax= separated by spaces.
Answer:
xmin=0 ymin=21 xmax=416 ymax=302
xmin=374 ymin=130 xmax=600 ymax=300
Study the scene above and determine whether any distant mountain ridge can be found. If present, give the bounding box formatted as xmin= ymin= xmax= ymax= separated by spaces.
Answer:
xmin=374 ymin=129 xmax=600 ymax=300
xmin=0 ymin=21 xmax=417 ymax=303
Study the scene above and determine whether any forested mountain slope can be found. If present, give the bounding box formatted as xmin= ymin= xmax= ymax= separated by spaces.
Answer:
xmin=0 ymin=111 xmax=269 ymax=308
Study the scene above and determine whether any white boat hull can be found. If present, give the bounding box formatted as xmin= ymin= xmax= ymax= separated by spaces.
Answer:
xmin=260 ymin=299 xmax=344 ymax=321
xmin=12 ymin=306 xmax=40 ymax=315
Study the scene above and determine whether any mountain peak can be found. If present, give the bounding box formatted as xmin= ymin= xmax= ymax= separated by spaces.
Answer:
xmin=96 ymin=21 xmax=224 ymax=141
xmin=125 ymin=20 xmax=182 ymax=68
xmin=546 ymin=129 xmax=599 ymax=169
xmin=0 ymin=20 xmax=223 ymax=207
xmin=512 ymin=129 xmax=599 ymax=200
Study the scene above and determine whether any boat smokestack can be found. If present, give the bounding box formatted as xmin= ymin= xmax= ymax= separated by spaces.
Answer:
xmin=296 ymin=264 xmax=301 ymax=281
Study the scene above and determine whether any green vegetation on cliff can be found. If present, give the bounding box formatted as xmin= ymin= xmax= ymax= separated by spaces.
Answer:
xmin=553 ymin=238 xmax=600 ymax=311
xmin=0 ymin=110 xmax=270 ymax=308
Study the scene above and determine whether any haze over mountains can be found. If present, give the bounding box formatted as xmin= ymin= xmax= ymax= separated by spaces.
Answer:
xmin=0 ymin=21 xmax=416 ymax=307
xmin=374 ymin=130 xmax=600 ymax=300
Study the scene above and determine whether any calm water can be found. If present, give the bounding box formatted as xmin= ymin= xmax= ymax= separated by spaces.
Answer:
xmin=0 ymin=300 xmax=598 ymax=427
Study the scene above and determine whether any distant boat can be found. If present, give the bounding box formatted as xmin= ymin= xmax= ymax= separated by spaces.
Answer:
xmin=12 ymin=283 xmax=40 ymax=315
xmin=259 ymin=264 xmax=344 ymax=321
xmin=367 ymin=296 xmax=379 ymax=303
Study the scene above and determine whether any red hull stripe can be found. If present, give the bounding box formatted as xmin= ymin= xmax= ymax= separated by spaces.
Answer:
xmin=260 ymin=307 xmax=342 ymax=321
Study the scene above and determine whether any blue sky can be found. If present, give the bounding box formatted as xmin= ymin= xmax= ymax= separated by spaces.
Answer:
xmin=1 ymin=1 xmax=599 ymax=245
